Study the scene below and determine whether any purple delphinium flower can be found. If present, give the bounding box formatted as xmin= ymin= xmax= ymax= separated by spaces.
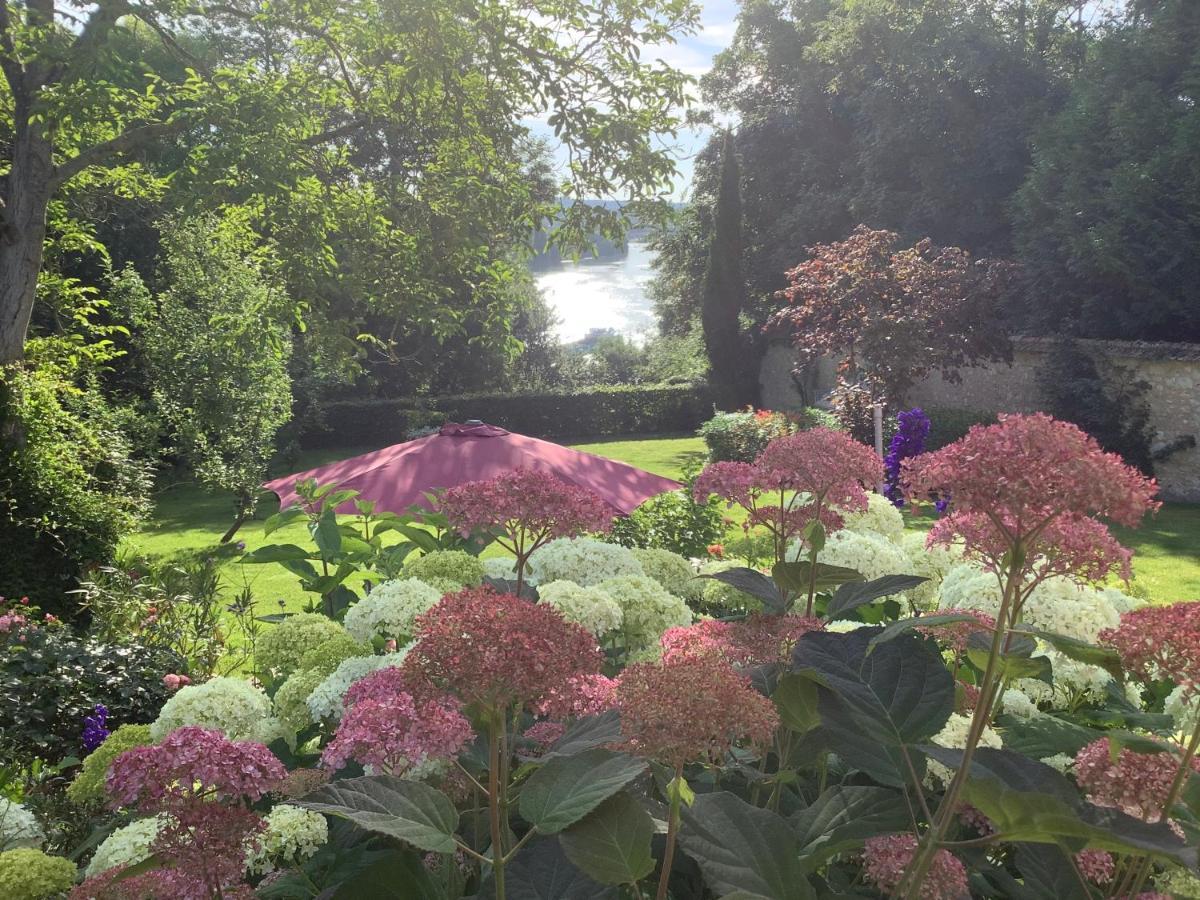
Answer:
xmin=883 ymin=408 xmax=932 ymax=508
xmin=82 ymin=704 xmax=110 ymax=753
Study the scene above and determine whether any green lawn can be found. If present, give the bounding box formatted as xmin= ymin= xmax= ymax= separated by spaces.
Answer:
xmin=126 ymin=434 xmax=1200 ymax=609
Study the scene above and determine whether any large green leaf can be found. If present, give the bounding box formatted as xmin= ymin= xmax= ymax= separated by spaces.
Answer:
xmin=262 ymin=506 xmax=307 ymax=536
xmin=825 ymin=575 xmax=929 ymax=621
xmin=519 ymin=749 xmax=647 ymax=834
xmin=559 ymin=792 xmax=654 ymax=885
xmin=242 ymin=543 xmax=313 ymax=563
xmin=921 ymin=747 xmax=1198 ymax=869
xmin=791 ymin=628 xmax=954 ymax=787
xmin=1032 ymin=630 xmax=1124 ymax=682
xmin=790 ymin=786 xmax=911 ymax=872
xmin=541 ymin=710 xmax=622 ymax=759
xmin=699 ymin=567 xmax=784 ymax=613
xmin=1013 ymin=843 xmax=1100 ymax=900
xmin=296 ymin=775 xmax=459 ymax=853
xmin=772 ymin=561 xmax=863 ymax=598
xmin=996 ymin=714 xmax=1102 ymax=759
xmin=678 ymin=791 xmax=815 ymax=900
xmin=773 ymin=673 xmax=820 ymax=734
xmin=311 ymin=506 xmax=342 ymax=558
xmin=500 ymin=838 xmax=620 ymax=900
xmin=866 ymin=613 xmax=983 ymax=650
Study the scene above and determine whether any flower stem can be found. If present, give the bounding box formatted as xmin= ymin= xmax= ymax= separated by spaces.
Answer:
xmin=657 ymin=767 xmax=685 ymax=900
xmin=488 ymin=720 xmax=506 ymax=900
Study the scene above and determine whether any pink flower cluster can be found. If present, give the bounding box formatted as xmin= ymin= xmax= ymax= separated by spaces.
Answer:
xmin=162 ymin=672 xmax=192 ymax=692
xmin=616 ymin=652 xmax=779 ymax=770
xmin=904 ymin=414 xmax=1157 ymax=588
xmin=322 ymin=683 xmax=473 ymax=774
xmin=1101 ymin=602 xmax=1200 ymax=689
xmin=862 ymin=834 xmax=968 ymax=900
xmin=693 ymin=429 xmax=881 ymax=560
xmin=660 ymin=614 xmax=823 ymax=667
xmin=403 ymin=586 xmax=602 ymax=714
xmin=1074 ymin=849 xmax=1115 ymax=885
xmin=439 ymin=468 xmax=613 ymax=543
xmin=1074 ymin=737 xmax=1200 ymax=823
xmin=535 ymin=673 xmax=617 ymax=719
xmin=107 ymin=725 xmax=285 ymax=811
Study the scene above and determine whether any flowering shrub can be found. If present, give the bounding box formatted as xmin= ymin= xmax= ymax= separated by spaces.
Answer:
xmin=342 ymin=577 xmax=442 ymax=644
xmin=0 ymin=799 xmax=43 ymax=851
xmin=631 ymin=547 xmax=703 ymax=602
xmin=254 ymin=612 xmax=348 ymax=679
xmin=537 ymin=580 xmax=624 ymax=636
xmin=698 ymin=406 xmax=836 ymax=462
xmin=0 ymin=848 xmax=76 ymax=900
xmin=440 ymin=468 xmax=613 ymax=592
xmin=403 ymin=549 xmax=485 ymax=588
xmin=596 ymin=574 xmax=693 ymax=655
xmin=149 ymin=675 xmax=274 ymax=743
xmin=85 ymin=815 xmax=163 ymax=877
xmin=305 ymin=650 xmax=409 ymax=722
xmin=863 ymin=834 xmax=967 ymax=900
xmin=67 ymin=724 xmax=153 ymax=806
xmin=882 ymin=407 xmax=932 ymax=508
xmin=529 ymin=536 xmax=644 ymax=586
xmin=245 ymin=804 xmax=328 ymax=875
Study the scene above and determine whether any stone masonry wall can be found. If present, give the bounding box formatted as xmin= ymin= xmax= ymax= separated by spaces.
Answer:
xmin=760 ymin=337 xmax=1200 ymax=502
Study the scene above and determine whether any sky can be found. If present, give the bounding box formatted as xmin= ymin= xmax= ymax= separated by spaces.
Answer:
xmin=529 ymin=0 xmax=741 ymax=201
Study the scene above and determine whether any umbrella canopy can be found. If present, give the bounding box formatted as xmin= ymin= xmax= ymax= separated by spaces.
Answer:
xmin=263 ymin=421 xmax=680 ymax=516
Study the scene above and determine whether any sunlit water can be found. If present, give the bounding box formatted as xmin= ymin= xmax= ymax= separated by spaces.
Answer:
xmin=533 ymin=241 xmax=655 ymax=343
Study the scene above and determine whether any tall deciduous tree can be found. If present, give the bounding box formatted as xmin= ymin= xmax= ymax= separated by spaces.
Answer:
xmin=770 ymin=226 xmax=1016 ymax=408
xmin=700 ymin=129 xmax=754 ymax=409
xmin=0 ymin=0 xmax=699 ymax=366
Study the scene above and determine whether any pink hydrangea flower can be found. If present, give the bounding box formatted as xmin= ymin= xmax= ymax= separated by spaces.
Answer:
xmin=523 ymin=720 xmax=567 ymax=751
xmin=1074 ymin=737 xmax=1200 ymax=823
xmin=903 ymin=414 xmax=1157 ymax=594
xmin=403 ymin=586 xmax=602 ymax=714
xmin=321 ymin=691 xmax=473 ymax=774
xmin=616 ymin=652 xmax=779 ymax=770
xmin=863 ymin=834 xmax=968 ymax=900
xmin=536 ymin=673 xmax=618 ymax=719
xmin=1101 ymin=602 xmax=1200 ymax=690
xmin=1075 ymin=849 xmax=1115 ymax=885
xmin=660 ymin=614 xmax=823 ymax=667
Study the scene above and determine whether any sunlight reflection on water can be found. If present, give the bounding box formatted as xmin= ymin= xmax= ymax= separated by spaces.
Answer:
xmin=533 ymin=241 xmax=655 ymax=343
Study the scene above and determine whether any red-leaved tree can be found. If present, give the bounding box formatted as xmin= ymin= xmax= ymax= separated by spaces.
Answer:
xmin=769 ymin=226 xmax=1017 ymax=418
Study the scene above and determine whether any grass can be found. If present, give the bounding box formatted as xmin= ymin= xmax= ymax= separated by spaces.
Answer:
xmin=125 ymin=434 xmax=1200 ymax=609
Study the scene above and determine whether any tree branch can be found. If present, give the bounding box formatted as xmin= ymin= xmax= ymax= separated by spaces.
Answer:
xmin=56 ymin=0 xmax=131 ymax=88
xmin=48 ymin=120 xmax=185 ymax=190
xmin=0 ymin=0 xmax=24 ymax=97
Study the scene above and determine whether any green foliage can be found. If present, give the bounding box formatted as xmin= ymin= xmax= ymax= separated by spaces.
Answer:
xmin=1036 ymin=339 xmax=1157 ymax=473
xmin=698 ymin=407 xmax=837 ymax=463
xmin=608 ymin=466 xmax=725 ymax=559
xmin=0 ymin=363 xmax=152 ymax=614
xmin=120 ymin=214 xmax=295 ymax=527
xmin=302 ymin=385 xmax=715 ymax=449
xmin=1012 ymin=1 xmax=1200 ymax=341
xmin=0 ymin=848 xmax=77 ymax=900
xmin=66 ymin=724 xmax=153 ymax=806
xmin=921 ymin=406 xmax=996 ymax=452
xmin=0 ymin=627 xmax=180 ymax=764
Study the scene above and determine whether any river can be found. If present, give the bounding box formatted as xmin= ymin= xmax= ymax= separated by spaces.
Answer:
xmin=532 ymin=241 xmax=656 ymax=343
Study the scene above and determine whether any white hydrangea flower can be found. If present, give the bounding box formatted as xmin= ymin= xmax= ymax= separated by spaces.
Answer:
xmin=481 ymin=557 xmax=521 ymax=582
xmin=306 ymin=650 xmax=410 ymax=722
xmin=632 ymin=548 xmax=704 ymax=602
xmin=937 ymin=564 xmax=1003 ymax=619
xmin=1022 ymin=579 xmax=1121 ymax=643
xmin=801 ymin=529 xmax=914 ymax=583
xmin=840 ymin=493 xmax=906 ymax=543
xmin=343 ymin=578 xmax=442 ymax=644
xmin=150 ymin=676 xmax=271 ymax=742
xmin=1014 ymin=651 xmax=1114 ymax=710
xmin=597 ymin=574 xmax=692 ymax=652
xmin=245 ymin=805 xmax=328 ymax=875
xmin=1000 ymin=688 xmax=1041 ymax=720
xmin=1042 ymin=753 xmax=1074 ymax=774
xmin=530 ymin=537 xmax=644 ymax=587
xmin=0 ymin=799 xmax=43 ymax=851
xmin=86 ymin=816 xmax=165 ymax=876
xmin=824 ymin=619 xmax=870 ymax=634
xmin=1097 ymin=585 xmax=1144 ymax=616
xmin=1166 ymin=684 xmax=1200 ymax=737
xmin=901 ymin=531 xmax=962 ymax=611
xmin=926 ymin=713 xmax=1002 ymax=787
xmin=538 ymin=581 xmax=624 ymax=636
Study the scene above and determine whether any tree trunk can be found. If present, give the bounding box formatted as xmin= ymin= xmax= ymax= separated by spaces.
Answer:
xmin=0 ymin=98 xmax=53 ymax=366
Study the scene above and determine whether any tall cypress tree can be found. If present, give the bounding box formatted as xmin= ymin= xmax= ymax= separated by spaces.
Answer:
xmin=701 ymin=129 xmax=753 ymax=409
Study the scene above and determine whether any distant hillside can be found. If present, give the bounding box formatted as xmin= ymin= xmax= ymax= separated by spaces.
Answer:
xmin=529 ymin=199 xmax=681 ymax=269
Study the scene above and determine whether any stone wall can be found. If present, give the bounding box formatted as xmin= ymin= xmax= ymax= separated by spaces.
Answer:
xmin=759 ymin=337 xmax=1200 ymax=502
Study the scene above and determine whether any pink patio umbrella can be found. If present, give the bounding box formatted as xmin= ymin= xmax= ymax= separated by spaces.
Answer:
xmin=263 ymin=421 xmax=680 ymax=516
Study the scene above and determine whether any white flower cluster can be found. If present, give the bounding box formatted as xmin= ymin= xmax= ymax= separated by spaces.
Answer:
xmin=1165 ymin=685 xmax=1200 ymax=737
xmin=86 ymin=816 xmax=164 ymax=876
xmin=538 ymin=581 xmax=624 ymax=636
xmin=926 ymin=713 xmax=1003 ymax=787
xmin=274 ymin=669 xmax=328 ymax=731
xmin=246 ymin=804 xmax=328 ymax=875
xmin=0 ymin=799 xmax=43 ymax=851
xmin=343 ymin=578 xmax=443 ymax=643
xmin=1000 ymin=688 xmax=1041 ymax=720
xmin=901 ymin=532 xmax=962 ymax=611
xmin=1014 ymin=651 xmax=1116 ymax=710
xmin=255 ymin=613 xmax=349 ymax=678
xmin=805 ymin=529 xmax=914 ymax=583
xmin=481 ymin=557 xmax=521 ymax=582
xmin=306 ymin=650 xmax=410 ymax=722
xmin=150 ymin=676 xmax=272 ymax=742
xmin=632 ymin=548 xmax=703 ymax=602
xmin=530 ymin=538 xmax=644 ymax=587
xmin=597 ymin=575 xmax=692 ymax=651
xmin=839 ymin=493 xmax=906 ymax=543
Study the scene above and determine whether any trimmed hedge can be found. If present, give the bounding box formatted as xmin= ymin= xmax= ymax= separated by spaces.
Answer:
xmin=301 ymin=384 xmax=715 ymax=447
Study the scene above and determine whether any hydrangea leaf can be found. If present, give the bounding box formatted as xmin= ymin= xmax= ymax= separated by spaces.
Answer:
xmin=558 ymin=792 xmax=655 ymax=885
xmin=791 ymin=628 xmax=954 ymax=787
xmin=1031 ymin=630 xmax=1125 ymax=683
xmin=677 ymin=791 xmax=815 ymax=900
xmin=540 ymin=710 xmax=622 ymax=760
xmin=500 ymin=837 xmax=620 ymax=900
xmin=519 ymin=749 xmax=647 ymax=834
xmin=698 ymin=567 xmax=784 ymax=613
xmin=825 ymin=575 xmax=929 ymax=621
xmin=297 ymin=775 xmax=459 ymax=853
xmin=865 ymin=613 xmax=983 ymax=650
xmin=995 ymin=714 xmax=1102 ymax=759
xmin=790 ymin=786 xmax=911 ymax=872
xmin=921 ymin=746 xmax=1198 ymax=869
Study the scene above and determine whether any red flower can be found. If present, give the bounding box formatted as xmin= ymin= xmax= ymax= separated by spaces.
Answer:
xmin=660 ymin=614 xmax=823 ymax=667
xmin=615 ymin=652 xmax=779 ymax=769
xmin=863 ymin=834 xmax=967 ymax=900
xmin=403 ymin=586 xmax=602 ymax=715
xmin=1074 ymin=737 xmax=1200 ymax=823
xmin=1101 ymin=602 xmax=1200 ymax=690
